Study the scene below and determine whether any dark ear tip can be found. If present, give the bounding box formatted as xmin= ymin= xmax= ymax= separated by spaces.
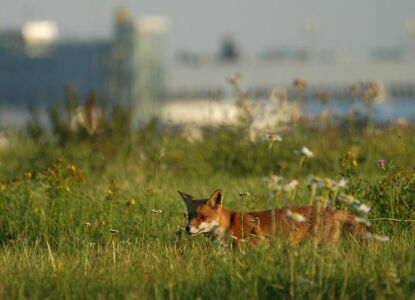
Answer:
xmin=178 ymin=191 xmax=193 ymax=201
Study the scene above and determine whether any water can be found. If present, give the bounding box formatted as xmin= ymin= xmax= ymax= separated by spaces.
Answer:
xmin=1 ymin=97 xmax=415 ymax=129
xmin=303 ymin=98 xmax=415 ymax=122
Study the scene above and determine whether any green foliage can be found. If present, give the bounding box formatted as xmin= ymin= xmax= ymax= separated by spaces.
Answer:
xmin=0 ymin=107 xmax=415 ymax=299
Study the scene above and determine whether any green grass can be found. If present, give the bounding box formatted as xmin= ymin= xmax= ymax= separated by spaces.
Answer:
xmin=1 ymin=122 xmax=415 ymax=299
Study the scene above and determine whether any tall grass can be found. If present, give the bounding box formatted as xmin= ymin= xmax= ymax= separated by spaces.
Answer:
xmin=0 ymin=86 xmax=415 ymax=299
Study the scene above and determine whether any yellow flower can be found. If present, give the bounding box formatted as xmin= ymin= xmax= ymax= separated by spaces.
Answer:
xmin=106 ymin=189 xmax=114 ymax=200
xmin=352 ymin=159 xmax=358 ymax=166
xmin=24 ymin=171 xmax=32 ymax=179
xmin=126 ymin=199 xmax=136 ymax=206
xmin=67 ymin=164 xmax=76 ymax=174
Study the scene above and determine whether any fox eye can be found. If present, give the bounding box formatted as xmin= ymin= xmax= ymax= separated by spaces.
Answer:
xmin=199 ymin=215 xmax=207 ymax=220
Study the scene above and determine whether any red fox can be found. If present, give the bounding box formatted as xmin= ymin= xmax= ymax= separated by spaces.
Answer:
xmin=178 ymin=189 xmax=370 ymax=245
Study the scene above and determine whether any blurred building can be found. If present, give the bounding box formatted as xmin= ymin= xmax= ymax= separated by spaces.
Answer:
xmin=0 ymin=10 xmax=168 ymax=120
xmin=0 ymin=21 xmax=110 ymax=108
xmin=109 ymin=8 xmax=135 ymax=106
xmin=1 ymin=9 xmax=415 ymax=128
xmin=135 ymin=15 xmax=168 ymax=117
xmin=21 ymin=21 xmax=58 ymax=57
xmin=109 ymin=9 xmax=168 ymax=119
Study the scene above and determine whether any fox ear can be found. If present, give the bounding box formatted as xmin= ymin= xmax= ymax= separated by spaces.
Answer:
xmin=207 ymin=189 xmax=223 ymax=209
xmin=178 ymin=191 xmax=194 ymax=204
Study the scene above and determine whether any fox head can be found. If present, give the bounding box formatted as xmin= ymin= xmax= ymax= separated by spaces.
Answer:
xmin=178 ymin=189 xmax=224 ymax=236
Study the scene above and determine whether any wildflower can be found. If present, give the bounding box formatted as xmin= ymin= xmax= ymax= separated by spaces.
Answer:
xmin=324 ymin=177 xmax=348 ymax=191
xmin=338 ymin=193 xmax=360 ymax=206
xmin=377 ymin=159 xmax=385 ymax=170
xmin=338 ymin=193 xmax=354 ymax=202
xmin=352 ymin=159 xmax=358 ymax=166
xmin=84 ymin=222 xmax=91 ymax=227
xmin=262 ymin=174 xmax=284 ymax=184
xmin=283 ymin=180 xmax=299 ymax=192
xmin=24 ymin=171 xmax=32 ymax=179
xmin=323 ymin=177 xmax=335 ymax=190
xmin=126 ymin=199 xmax=136 ymax=206
xmin=239 ymin=192 xmax=250 ymax=197
xmin=308 ymin=176 xmax=347 ymax=191
xmin=286 ymin=209 xmax=306 ymax=222
xmin=307 ymin=175 xmax=321 ymax=186
xmin=0 ymin=182 xmax=7 ymax=191
xmin=366 ymin=232 xmax=390 ymax=242
xmin=110 ymin=229 xmax=119 ymax=234
xmin=338 ymin=193 xmax=370 ymax=213
xmin=67 ymin=164 xmax=76 ymax=174
xmin=262 ymin=174 xmax=284 ymax=190
xmin=268 ymin=190 xmax=280 ymax=199
xmin=295 ymin=146 xmax=314 ymax=158
xmin=106 ymin=189 xmax=114 ymax=200
xmin=151 ymin=209 xmax=163 ymax=214
xmin=355 ymin=217 xmax=371 ymax=227
xmin=362 ymin=81 xmax=386 ymax=103
xmin=293 ymin=78 xmax=307 ymax=89
xmin=336 ymin=178 xmax=348 ymax=189
xmin=261 ymin=132 xmax=282 ymax=143
xmin=356 ymin=203 xmax=371 ymax=214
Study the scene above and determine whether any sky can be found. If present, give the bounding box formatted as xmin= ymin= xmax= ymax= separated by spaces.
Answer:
xmin=1 ymin=0 xmax=415 ymax=58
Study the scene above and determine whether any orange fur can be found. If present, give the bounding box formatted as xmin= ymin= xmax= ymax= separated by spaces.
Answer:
xmin=179 ymin=189 xmax=369 ymax=245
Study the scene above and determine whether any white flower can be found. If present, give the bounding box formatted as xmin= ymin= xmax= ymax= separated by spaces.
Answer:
xmin=286 ymin=209 xmax=306 ymax=222
xmin=262 ymin=174 xmax=284 ymax=188
xmin=295 ymin=146 xmax=314 ymax=158
xmin=151 ymin=209 xmax=163 ymax=214
xmin=323 ymin=178 xmax=336 ymax=190
xmin=338 ymin=193 xmax=360 ymax=206
xmin=356 ymin=203 xmax=371 ymax=214
xmin=338 ymin=193 xmax=371 ymax=214
xmin=336 ymin=178 xmax=348 ymax=189
xmin=307 ymin=176 xmax=347 ymax=191
xmin=267 ymin=191 xmax=276 ymax=199
xmin=283 ymin=180 xmax=299 ymax=192
xmin=366 ymin=232 xmax=390 ymax=242
xmin=355 ymin=217 xmax=371 ymax=227
xmin=239 ymin=192 xmax=250 ymax=197
xmin=307 ymin=175 xmax=322 ymax=186
xmin=261 ymin=132 xmax=283 ymax=143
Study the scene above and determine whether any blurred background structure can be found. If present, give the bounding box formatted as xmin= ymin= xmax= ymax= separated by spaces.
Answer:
xmin=0 ymin=1 xmax=415 ymax=127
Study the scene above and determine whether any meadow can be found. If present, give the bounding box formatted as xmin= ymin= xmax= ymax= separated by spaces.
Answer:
xmin=1 ymin=86 xmax=415 ymax=299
